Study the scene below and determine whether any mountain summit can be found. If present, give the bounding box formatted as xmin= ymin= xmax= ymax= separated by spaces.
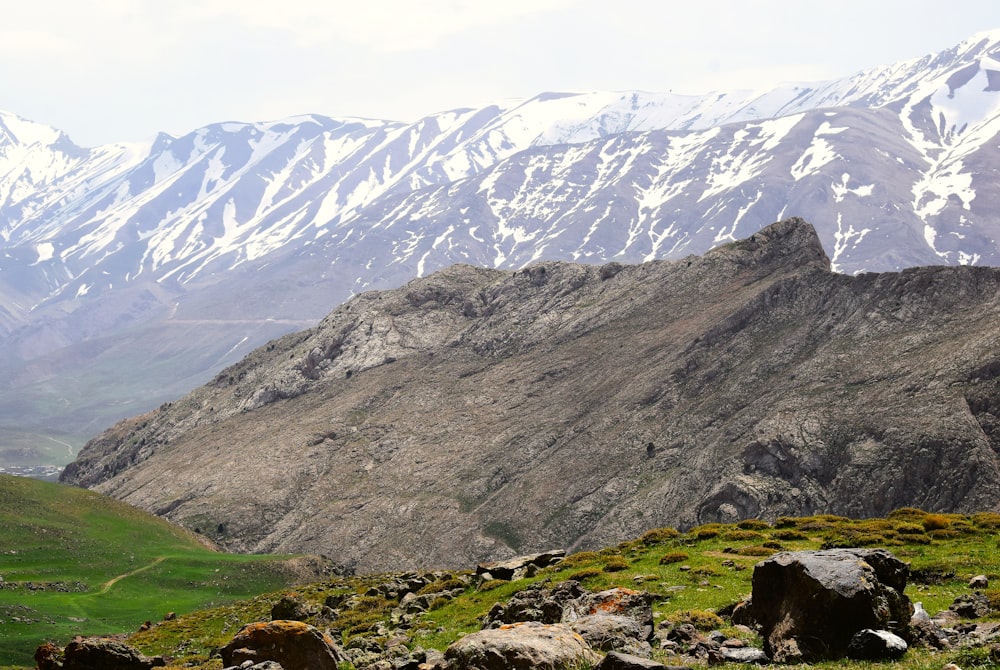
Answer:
xmin=62 ymin=219 xmax=1000 ymax=572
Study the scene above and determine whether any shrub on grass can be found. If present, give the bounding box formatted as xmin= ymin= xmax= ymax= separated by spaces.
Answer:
xmin=949 ymin=518 xmax=977 ymax=534
xmin=659 ymin=552 xmax=689 ymax=565
xmin=567 ymin=568 xmax=602 ymax=582
xmin=893 ymin=522 xmax=926 ymax=534
xmin=560 ymin=551 xmax=601 ymax=568
xmin=417 ymin=578 xmax=466 ymax=595
xmin=797 ymin=519 xmax=836 ymax=532
xmin=722 ymin=530 xmax=765 ymax=542
xmin=603 ymin=557 xmax=629 ymax=572
xmin=669 ymin=609 xmax=725 ymax=630
xmin=737 ymin=545 xmax=776 ymax=556
xmin=640 ymin=527 xmax=681 ymax=545
xmin=692 ymin=566 xmax=721 ymax=577
xmin=689 ymin=524 xmax=723 ymax=540
xmin=928 ymin=529 xmax=960 ymax=540
xmin=477 ymin=580 xmax=508 ymax=592
xmin=972 ymin=512 xmax=1000 ymax=530
xmin=923 ymin=514 xmax=952 ymax=531
xmin=821 ymin=531 xmax=888 ymax=549
xmin=888 ymin=507 xmax=928 ymax=522
xmin=736 ymin=519 xmax=770 ymax=530
xmin=771 ymin=529 xmax=808 ymax=541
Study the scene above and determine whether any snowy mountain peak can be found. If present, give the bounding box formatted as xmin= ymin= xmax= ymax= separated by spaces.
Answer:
xmin=5 ymin=30 xmax=1000 ymax=463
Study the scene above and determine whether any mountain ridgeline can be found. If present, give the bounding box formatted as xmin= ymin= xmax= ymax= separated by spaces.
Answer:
xmin=61 ymin=219 xmax=1000 ymax=573
xmin=3 ymin=30 xmax=1000 ymax=461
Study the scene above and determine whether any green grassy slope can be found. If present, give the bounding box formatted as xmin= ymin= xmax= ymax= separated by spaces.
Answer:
xmin=125 ymin=509 xmax=1000 ymax=670
xmin=0 ymin=474 xmax=316 ymax=668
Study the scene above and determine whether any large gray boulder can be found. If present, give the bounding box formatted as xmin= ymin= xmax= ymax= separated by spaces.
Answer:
xmin=741 ymin=548 xmax=910 ymax=662
xmin=442 ymin=621 xmax=601 ymax=670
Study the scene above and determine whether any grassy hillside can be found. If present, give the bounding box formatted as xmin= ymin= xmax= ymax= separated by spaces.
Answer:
xmin=0 ymin=474 xmax=326 ymax=668
xmin=122 ymin=509 xmax=1000 ymax=670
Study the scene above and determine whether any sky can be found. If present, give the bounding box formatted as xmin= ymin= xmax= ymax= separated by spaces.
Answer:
xmin=2 ymin=0 xmax=1000 ymax=147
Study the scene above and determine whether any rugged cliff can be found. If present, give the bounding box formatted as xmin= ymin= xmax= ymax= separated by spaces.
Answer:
xmin=62 ymin=218 xmax=1000 ymax=572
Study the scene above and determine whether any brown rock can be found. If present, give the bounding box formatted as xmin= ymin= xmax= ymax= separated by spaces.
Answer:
xmin=221 ymin=620 xmax=345 ymax=670
xmin=61 ymin=638 xmax=165 ymax=670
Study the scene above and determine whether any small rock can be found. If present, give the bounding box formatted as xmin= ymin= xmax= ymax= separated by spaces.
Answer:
xmin=476 ymin=550 xmax=565 ymax=580
xmin=596 ymin=650 xmax=691 ymax=670
xmin=970 ymin=575 xmax=989 ymax=589
xmin=710 ymin=647 xmax=769 ymax=665
xmin=846 ymin=629 xmax=907 ymax=660
xmin=950 ymin=592 xmax=991 ymax=618
xmin=909 ymin=618 xmax=951 ymax=650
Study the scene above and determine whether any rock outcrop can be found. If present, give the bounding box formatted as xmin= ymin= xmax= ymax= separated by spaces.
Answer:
xmin=61 ymin=218 xmax=1000 ymax=571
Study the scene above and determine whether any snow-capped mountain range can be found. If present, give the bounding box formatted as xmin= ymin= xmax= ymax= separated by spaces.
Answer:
xmin=3 ymin=29 xmax=1000 ymax=463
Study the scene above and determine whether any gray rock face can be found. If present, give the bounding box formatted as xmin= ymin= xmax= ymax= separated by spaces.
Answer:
xmin=743 ymin=548 xmax=911 ymax=662
xmin=441 ymin=621 xmax=601 ymax=670
xmin=61 ymin=219 xmax=1000 ymax=572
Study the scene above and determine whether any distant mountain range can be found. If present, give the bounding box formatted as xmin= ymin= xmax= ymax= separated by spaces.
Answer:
xmin=3 ymin=29 xmax=1000 ymax=465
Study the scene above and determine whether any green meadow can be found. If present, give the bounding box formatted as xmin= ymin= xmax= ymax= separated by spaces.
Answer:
xmin=0 ymin=474 xmax=313 ymax=668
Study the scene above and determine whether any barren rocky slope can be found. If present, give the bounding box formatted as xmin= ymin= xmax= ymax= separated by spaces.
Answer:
xmin=62 ymin=218 xmax=1000 ymax=572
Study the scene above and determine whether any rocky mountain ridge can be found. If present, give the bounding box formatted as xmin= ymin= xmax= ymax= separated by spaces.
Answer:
xmin=62 ymin=219 xmax=1000 ymax=572
xmin=4 ymin=30 xmax=1000 ymax=464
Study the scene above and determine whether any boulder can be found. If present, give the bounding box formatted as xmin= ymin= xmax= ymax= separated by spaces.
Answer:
xmin=442 ymin=621 xmax=600 ymax=670
xmin=58 ymin=638 xmax=165 ymax=670
xmin=476 ymin=550 xmax=566 ymax=581
xmin=741 ymin=548 xmax=910 ymax=662
xmin=223 ymin=663 xmax=285 ymax=670
xmin=970 ymin=574 xmax=989 ymax=589
xmin=485 ymin=580 xmax=586 ymax=626
xmin=950 ymin=592 xmax=991 ymax=618
xmin=567 ymin=587 xmax=654 ymax=636
xmin=220 ymin=620 xmax=345 ymax=670
xmin=270 ymin=594 xmax=316 ymax=621
xmin=908 ymin=618 xmax=952 ymax=650
xmin=34 ymin=642 xmax=64 ymax=670
xmin=569 ymin=614 xmax=651 ymax=656
xmin=846 ymin=629 xmax=908 ymax=660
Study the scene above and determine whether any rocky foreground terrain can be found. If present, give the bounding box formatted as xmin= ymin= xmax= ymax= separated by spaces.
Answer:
xmin=62 ymin=218 xmax=1000 ymax=572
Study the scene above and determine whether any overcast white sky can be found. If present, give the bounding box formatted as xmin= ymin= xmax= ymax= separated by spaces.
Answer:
xmin=2 ymin=0 xmax=999 ymax=147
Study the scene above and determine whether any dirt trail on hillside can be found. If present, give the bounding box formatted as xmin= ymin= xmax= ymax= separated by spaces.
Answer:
xmin=99 ymin=556 xmax=168 ymax=594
